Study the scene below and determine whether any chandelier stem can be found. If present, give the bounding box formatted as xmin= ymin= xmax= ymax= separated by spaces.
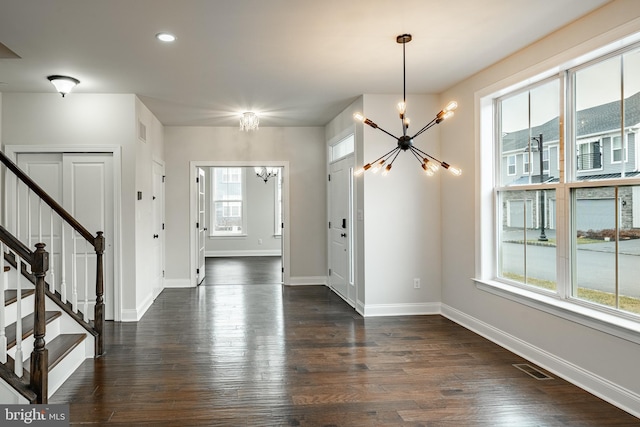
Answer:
xmin=402 ymin=37 xmax=406 ymax=109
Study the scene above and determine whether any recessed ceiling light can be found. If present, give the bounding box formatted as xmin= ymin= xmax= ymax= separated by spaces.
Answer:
xmin=156 ymin=32 xmax=176 ymax=42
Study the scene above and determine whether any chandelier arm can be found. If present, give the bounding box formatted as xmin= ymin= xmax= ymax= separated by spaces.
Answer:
xmin=411 ymin=145 xmax=444 ymax=165
xmin=410 ymin=118 xmax=438 ymax=140
xmin=386 ymin=148 xmax=403 ymax=167
xmin=408 ymin=147 xmax=427 ymax=165
xmin=368 ymin=146 xmax=401 ymax=166
xmin=373 ymin=125 xmax=400 ymax=140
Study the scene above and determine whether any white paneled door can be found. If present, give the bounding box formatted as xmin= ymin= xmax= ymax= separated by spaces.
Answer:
xmin=152 ymin=161 xmax=165 ymax=298
xmin=17 ymin=152 xmax=115 ymax=320
xmin=328 ymin=156 xmax=354 ymax=305
xmin=196 ymin=167 xmax=206 ymax=284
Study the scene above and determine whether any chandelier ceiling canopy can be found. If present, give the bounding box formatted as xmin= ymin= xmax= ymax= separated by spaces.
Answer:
xmin=354 ymin=34 xmax=461 ymax=177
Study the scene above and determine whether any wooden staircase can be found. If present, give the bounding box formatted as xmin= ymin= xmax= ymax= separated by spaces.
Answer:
xmin=0 ymin=150 xmax=105 ymax=404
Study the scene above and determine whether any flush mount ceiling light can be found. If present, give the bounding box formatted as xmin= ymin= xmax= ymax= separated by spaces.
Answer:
xmin=156 ymin=32 xmax=176 ymax=42
xmin=354 ymin=34 xmax=461 ymax=177
xmin=239 ymin=112 xmax=259 ymax=132
xmin=47 ymin=75 xmax=80 ymax=97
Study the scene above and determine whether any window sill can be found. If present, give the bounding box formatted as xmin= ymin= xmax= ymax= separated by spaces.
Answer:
xmin=209 ymin=234 xmax=248 ymax=239
xmin=474 ymin=278 xmax=640 ymax=345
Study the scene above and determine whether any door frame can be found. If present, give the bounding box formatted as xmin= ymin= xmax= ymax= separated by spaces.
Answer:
xmin=189 ymin=160 xmax=290 ymax=287
xmin=5 ymin=144 xmax=123 ymax=321
xmin=327 ymin=128 xmax=356 ymax=307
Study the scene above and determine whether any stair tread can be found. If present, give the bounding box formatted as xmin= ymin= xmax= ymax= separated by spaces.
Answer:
xmin=24 ymin=333 xmax=87 ymax=371
xmin=5 ymin=311 xmax=62 ymax=349
xmin=4 ymin=289 xmax=36 ymax=306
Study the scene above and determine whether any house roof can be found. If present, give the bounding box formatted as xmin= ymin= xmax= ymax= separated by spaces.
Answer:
xmin=502 ymin=91 xmax=640 ymax=153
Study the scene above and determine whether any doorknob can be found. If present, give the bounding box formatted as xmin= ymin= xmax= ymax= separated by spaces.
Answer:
xmin=153 ymin=234 xmax=159 ymax=239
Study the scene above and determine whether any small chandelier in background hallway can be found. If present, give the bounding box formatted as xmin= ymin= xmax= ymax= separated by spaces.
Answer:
xmin=254 ymin=166 xmax=278 ymax=183
xmin=240 ymin=112 xmax=259 ymax=131
xmin=354 ymin=34 xmax=461 ymax=177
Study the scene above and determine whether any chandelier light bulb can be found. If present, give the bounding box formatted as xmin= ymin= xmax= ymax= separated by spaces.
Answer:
xmin=448 ymin=166 xmax=462 ymax=176
xmin=397 ymin=102 xmax=406 ymax=116
xmin=353 ymin=112 xmax=366 ymax=122
xmin=381 ymin=164 xmax=392 ymax=176
xmin=444 ymin=101 xmax=458 ymax=112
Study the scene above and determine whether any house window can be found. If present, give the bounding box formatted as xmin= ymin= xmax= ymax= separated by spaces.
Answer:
xmin=577 ymin=139 xmax=602 ymax=171
xmin=482 ymin=39 xmax=640 ymax=324
xmin=211 ymin=167 xmax=246 ymax=236
xmin=522 ymin=153 xmax=529 ymax=175
xmin=508 ymin=155 xmax=516 ymax=176
xmin=611 ymin=135 xmax=628 ymax=163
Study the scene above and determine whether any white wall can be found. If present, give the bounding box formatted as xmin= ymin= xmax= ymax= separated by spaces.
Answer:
xmin=204 ymin=166 xmax=282 ymax=256
xmin=132 ymin=97 xmax=165 ymax=319
xmin=163 ymin=126 xmax=326 ymax=286
xmin=326 ymin=94 xmax=444 ymax=315
xmin=440 ymin=0 xmax=640 ymax=415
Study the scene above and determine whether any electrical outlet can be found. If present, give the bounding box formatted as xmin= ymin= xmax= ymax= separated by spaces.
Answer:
xmin=258 ymin=238 xmax=263 ymax=245
xmin=414 ymin=278 xmax=420 ymax=289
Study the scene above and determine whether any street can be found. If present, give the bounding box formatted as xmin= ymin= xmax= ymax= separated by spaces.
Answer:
xmin=501 ymin=236 xmax=640 ymax=299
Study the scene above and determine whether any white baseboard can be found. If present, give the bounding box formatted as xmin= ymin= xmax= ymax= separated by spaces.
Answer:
xmin=288 ymin=276 xmax=327 ymax=286
xmin=362 ymin=302 xmax=441 ymax=317
xmin=206 ymin=250 xmax=282 ymax=257
xmin=121 ymin=293 xmax=154 ymax=322
xmin=441 ymin=303 xmax=640 ymax=419
xmin=163 ymin=278 xmax=193 ymax=288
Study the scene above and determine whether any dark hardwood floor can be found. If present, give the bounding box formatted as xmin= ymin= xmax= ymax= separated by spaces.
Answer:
xmin=203 ymin=256 xmax=282 ymax=285
xmin=51 ymin=284 xmax=639 ymax=426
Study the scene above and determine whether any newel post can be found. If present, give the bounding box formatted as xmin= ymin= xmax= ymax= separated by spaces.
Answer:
xmin=31 ymin=243 xmax=49 ymax=404
xmin=94 ymin=232 xmax=105 ymax=356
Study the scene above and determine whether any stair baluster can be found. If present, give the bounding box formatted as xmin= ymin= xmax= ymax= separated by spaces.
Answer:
xmin=0 ymin=242 xmax=6 ymax=364
xmin=14 ymin=253 xmax=23 ymax=377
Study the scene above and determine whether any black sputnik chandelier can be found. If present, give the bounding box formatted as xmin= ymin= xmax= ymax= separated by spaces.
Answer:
xmin=354 ymin=34 xmax=461 ymax=177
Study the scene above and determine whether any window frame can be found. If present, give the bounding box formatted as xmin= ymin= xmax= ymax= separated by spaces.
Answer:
xmin=475 ymin=33 xmax=640 ymax=343
xmin=210 ymin=167 xmax=248 ymax=237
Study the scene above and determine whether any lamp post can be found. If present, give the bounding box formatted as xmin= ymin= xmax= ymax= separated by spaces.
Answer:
xmin=530 ymin=133 xmax=547 ymax=241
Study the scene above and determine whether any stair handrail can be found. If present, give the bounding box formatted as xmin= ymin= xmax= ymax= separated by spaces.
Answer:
xmin=0 ymin=226 xmax=49 ymax=403
xmin=0 ymin=151 xmax=105 ymax=355
xmin=0 ymin=152 xmax=94 ymax=244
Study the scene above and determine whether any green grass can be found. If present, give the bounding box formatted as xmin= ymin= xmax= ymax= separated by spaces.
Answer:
xmin=501 ymin=272 xmax=640 ymax=315
xmin=504 ymin=237 xmax=604 ymax=246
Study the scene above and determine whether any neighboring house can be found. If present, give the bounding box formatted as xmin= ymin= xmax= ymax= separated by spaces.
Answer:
xmin=500 ymin=91 xmax=640 ymax=232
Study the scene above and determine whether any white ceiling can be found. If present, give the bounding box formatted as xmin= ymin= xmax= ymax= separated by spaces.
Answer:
xmin=0 ymin=0 xmax=611 ymax=127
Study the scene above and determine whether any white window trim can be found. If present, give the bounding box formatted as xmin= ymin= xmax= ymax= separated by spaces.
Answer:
xmin=507 ymin=155 xmax=516 ymax=176
xmin=274 ymin=172 xmax=282 ymax=237
xmin=611 ymin=134 xmax=628 ymax=164
xmin=476 ymin=25 xmax=640 ymax=344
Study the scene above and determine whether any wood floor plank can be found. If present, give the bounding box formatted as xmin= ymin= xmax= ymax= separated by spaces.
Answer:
xmin=50 ymin=283 xmax=639 ymax=426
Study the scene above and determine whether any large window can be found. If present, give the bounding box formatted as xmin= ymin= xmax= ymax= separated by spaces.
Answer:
xmin=490 ymin=40 xmax=640 ymax=321
xmin=211 ymin=167 xmax=246 ymax=236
